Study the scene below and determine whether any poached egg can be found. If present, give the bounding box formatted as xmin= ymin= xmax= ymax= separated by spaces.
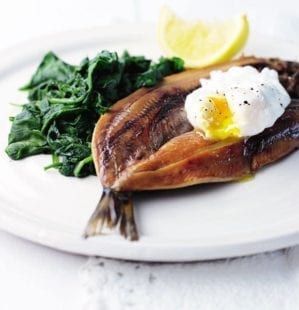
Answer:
xmin=185 ymin=66 xmax=291 ymax=140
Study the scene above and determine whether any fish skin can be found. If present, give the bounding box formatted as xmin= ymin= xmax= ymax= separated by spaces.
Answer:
xmin=114 ymin=138 xmax=248 ymax=191
xmin=115 ymin=101 xmax=299 ymax=191
xmin=92 ymin=56 xmax=263 ymax=188
xmin=246 ymin=100 xmax=299 ymax=171
xmin=86 ymin=56 xmax=299 ymax=240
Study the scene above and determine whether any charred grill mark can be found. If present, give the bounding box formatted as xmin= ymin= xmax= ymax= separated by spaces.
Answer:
xmin=149 ymin=108 xmax=191 ymax=150
xmin=105 ymin=90 xmax=191 ymax=148
xmin=149 ymin=91 xmax=193 ymax=150
xmin=289 ymin=100 xmax=299 ymax=110
xmin=245 ymin=102 xmax=299 ymax=162
xmin=100 ymin=101 xmax=158 ymax=173
xmin=100 ymin=89 xmax=195 ymax=181
xmin=104 ymin=101 xmax=159 ymax=151
xmin=153 ymin=90 xmax=190 ymax=123
xmin=245 ymin=125 xmax=299 ymax=157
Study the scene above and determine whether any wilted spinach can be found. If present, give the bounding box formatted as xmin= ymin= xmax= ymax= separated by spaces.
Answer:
xmin=6 ymin=50 xmax=184 ymax=177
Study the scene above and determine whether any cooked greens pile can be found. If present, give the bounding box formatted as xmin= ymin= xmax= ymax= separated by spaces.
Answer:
xmin=5 ymin=51 xmax=184 ymax=177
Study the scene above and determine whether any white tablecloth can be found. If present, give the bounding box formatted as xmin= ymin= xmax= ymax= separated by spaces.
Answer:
xmin=80 ymin=248 xmax=299 ymax=310
xmin=0 ymin=0 xmax=298 ymax=309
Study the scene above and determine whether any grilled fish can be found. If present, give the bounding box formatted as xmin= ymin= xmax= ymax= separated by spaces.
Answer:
xmin=85 ymin=56 xmax=299 ymax=240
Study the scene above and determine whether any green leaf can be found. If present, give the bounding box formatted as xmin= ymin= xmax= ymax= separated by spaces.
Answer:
xmin=5 ymin=130 xmax=49 ymax=159
xmin=21 ymin=52 xmax=76 ymax=90
xmin=135 ymin=57 xmax=184 ymax=88
xmin=6 ymin=50 xmax=184 ymax=177
xmin=74 ymin=155 xmax=94 ymax=177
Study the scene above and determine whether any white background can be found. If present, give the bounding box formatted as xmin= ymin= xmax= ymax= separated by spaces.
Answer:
xmin=0 ymin=0 xmax=298 ymax=309
xmin=1 ymin=0 xmax=299 ymax=48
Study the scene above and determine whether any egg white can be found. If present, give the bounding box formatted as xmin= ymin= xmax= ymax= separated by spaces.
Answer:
xmin=185 ymin=66 xmax=291 ymax=139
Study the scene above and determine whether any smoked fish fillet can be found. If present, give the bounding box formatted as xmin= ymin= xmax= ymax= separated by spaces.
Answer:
xmin=85 ymin=56 xmax=299 ymax=240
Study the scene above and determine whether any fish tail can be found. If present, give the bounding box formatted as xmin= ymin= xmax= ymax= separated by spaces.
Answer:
xmin=119 ymin=192 xmax=139 ymax=241
xmin=83 ymin=188 xmax=139 ymax=241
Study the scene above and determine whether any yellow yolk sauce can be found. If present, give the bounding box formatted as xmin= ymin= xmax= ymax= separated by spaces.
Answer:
xmin=202 ymin=95 xmax=240 ymax=140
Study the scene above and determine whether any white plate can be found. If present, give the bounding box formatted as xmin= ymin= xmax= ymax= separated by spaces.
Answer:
xmin=0 ymin=25 xmax=298 ymax=262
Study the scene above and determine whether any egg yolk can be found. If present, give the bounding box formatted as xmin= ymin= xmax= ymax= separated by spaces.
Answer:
xmin=203 ymin=95 xmax=240 ymax=140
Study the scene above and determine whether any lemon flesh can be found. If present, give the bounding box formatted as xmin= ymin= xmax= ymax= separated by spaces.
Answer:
xmin=158 ymin=7 xmax=249 ymax=68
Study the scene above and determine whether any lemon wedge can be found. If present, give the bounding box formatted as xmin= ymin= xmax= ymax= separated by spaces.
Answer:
xmin=158 ymin=7 xmax=249 ymax=68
